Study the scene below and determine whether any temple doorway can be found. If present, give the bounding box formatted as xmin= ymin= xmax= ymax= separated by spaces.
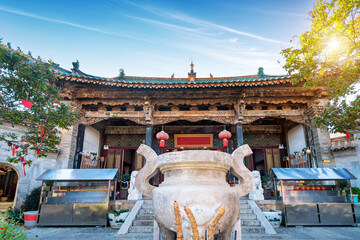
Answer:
xmin=0 ymin=164 xmax=18 ymax=210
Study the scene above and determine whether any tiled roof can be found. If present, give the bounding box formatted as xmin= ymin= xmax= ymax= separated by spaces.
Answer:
xmin=56 ymin=68 xmax=291 ymax=89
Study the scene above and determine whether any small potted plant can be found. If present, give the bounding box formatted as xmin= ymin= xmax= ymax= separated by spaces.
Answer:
xmin=108 ymin=209 xmax=130 ymax=228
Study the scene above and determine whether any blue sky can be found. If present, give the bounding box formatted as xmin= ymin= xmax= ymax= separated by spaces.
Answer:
xmin=0 ymin=0 xmax=315 ymax=78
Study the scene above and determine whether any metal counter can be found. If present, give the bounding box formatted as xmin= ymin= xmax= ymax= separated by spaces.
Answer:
xmin=285 ymin=203 xmax=356 ymax=226
xmin=271 ymin=168 xmax=358 ymax=227
xmin=37 ymin=169 xmax=119 ymax=226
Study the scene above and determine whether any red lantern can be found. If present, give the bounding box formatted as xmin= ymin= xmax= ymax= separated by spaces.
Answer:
xmin=219 ymin=129 xmax=232 ymax=147
xmin=156 ymin=130 xmax=169 ymax=148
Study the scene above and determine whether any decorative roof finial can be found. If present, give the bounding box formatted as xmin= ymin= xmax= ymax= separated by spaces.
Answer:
xmin=72 ymin=60 xmax=79 ymax=71
xmin=188 ymin=61 xmax=196 ymax=83
xmin=258 ymin=67 xmax=264 ymax=77
xmin=28 ymin=51 xmax=32 ymax=57
xmin=119 ymin=69 xmax=125 ymax=78
xmin=190 ymin=61 xmax=194 ymax=73
xmin=6 ymin=42 xmax=11 ymax=49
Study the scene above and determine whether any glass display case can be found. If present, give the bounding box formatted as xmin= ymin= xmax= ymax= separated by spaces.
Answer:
xmin=41 ymin=181 xmax=111 ymax=204
xmin=37 ymin=169 xmax=119 ymax=226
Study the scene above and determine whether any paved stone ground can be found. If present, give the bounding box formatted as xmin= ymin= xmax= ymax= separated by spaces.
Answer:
xmin=26 ymin=226 xmax=360 ymax=240
xmin=276 ymin=226 xmax=360 ymax=240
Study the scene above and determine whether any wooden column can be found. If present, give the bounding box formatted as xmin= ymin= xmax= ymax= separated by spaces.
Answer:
xmin=146 ymin=124 xmax=153 ymax=147
xmin=73 ymin=124 xmax=85 ymax=169
xmin=236 ymin=122 xmax=244 ymax=147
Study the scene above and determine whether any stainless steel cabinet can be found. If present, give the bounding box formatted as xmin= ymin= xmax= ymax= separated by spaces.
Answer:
xmin=38 ymin=204 xmax=73 ymax=226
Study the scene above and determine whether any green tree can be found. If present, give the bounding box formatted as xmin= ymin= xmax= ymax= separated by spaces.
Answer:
xmin=281 ymin=0 xmax=360 ymax=132
xmin=0 ymin=41 xmax=77 ymax=164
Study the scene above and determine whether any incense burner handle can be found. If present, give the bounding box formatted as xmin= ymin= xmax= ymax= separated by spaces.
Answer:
xmin=135 ymin=144 xmax=159 ymax=197
xmin=231 ymin=144 xmax=254 ymax=197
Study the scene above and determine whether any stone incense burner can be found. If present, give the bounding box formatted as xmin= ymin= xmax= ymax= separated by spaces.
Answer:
xmin=135 ymin=144 xmax=254 ymax=240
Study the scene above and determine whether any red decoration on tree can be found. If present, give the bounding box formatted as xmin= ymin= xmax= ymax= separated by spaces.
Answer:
xmin=40 ymin=125 xmax=45 ymax=147
xmin=156 ymin=130 xmax=169 ymax=148
xmin=20 ymin=156 xmax=28 ymax=176
xmin=12 ymin=145 xmax=15 ymax=156
xmin=21 ymin=100 xmax=33 ymax=108
xmin=37 ymin=149 xmax=40 ymax=158
xmin=219 ymin=129 xmax=232 ymax=147
xmin=7 ymin=141 xmax=12 ymax=147
xmin=346 ymin=132 xmax=350 ymax=139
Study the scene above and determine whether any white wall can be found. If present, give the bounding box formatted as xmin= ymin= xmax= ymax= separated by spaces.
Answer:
xmin=287 ymin=124 xmax=307 ymax=154
xmin=83 ymin=126 xmax=100 ymax=155
xmin=0 ymin=123 xmax=58 ymax=207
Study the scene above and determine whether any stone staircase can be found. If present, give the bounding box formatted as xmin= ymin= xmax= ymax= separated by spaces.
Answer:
xmin=117 ymin=200 xmax=153 ymax=239
xmin=240 ymin=199 xmax=280 ymax=239
xmin=117 ymin=200 xmax=281 ymax=239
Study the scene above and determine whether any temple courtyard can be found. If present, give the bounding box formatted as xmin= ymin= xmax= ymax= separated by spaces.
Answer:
xmin=26 ymin=226 xmax=360 ymax=240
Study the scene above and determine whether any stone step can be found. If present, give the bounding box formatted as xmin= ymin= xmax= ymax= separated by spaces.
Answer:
xmin=132 ymin=220 xmax=154 ymax=226
xmin=128 ymin=226 xmax=153 ymax=233
xmin=139 ymin=209 xmax=153 ymax=215
xmin=240 ymin=204 xmax=250 ymax=209
xmin=115 ymin=233 xmax=153 ymax=239
xmin=241 ymin=226 xmax=265 ymax=234
xmin=240 ymin=208 xmax=253 ymax=214
xmin=136 ymin=214 xmax=154 ymax=220
xmin=241 ymin=219 xmax=261 ymax=226
xmin=242 ymin=234 xmax=282 ymax=240
xmin=141 ymin=204 xmax=153 ymax=209
xmin=240 ymin=214 xmax=257 ymax=220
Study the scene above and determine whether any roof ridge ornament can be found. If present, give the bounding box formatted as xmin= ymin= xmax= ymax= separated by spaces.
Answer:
xmin=188 ymin=61 xmax=196 ymax=83
xmin=119 ymin=69 xmax=125 ymax=78
xmin=258 ymin=67 xmax=264 ymax=77
xmin=72 ymin=60 xmax=79 ymax=71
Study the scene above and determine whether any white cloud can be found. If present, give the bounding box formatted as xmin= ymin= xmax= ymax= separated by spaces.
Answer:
xmin=230 ymin=38 xmax=238 ymax=43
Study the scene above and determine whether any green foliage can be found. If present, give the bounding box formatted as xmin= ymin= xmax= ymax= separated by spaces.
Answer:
xmin=261 ymin=172 xmax=271 ymax=187
xmin=0 ymin=41 xmax=77 ymax=164
xmin=20 ymin=186 xmax=42 ymax=211
xmin=281 ymin=0 xmax=360 ymax=132
xmin=122 ymin=174 xmax=130 ymax=181
xmin=0 ymin=217 xmax=29 ymax=240
xmin=108 ymin=209 xmax=130 ymax=216
xmin=2 ymin=206 xmax=23 ymax=224
xmin=352 ymin=187 xmax=360 ymax=195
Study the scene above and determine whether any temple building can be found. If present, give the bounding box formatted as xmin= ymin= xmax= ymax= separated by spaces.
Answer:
xmin=51 ymin=61 xmax=333 ymax=189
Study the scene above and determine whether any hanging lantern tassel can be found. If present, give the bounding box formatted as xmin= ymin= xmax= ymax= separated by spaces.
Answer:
xmin=40 ymin=125 xmax=45 ymax=147
xmin=223 ymin=139 xmax=228 ymax=147
xmin=12 ymin=145 xmax=16 ymax=156
xmin=21 ymin=157 xmax=27 ymax=177
xmin=156 ymin=130 xmax=169 ymax=148
xmin=219 ymin=129 xmax=232 ymax=148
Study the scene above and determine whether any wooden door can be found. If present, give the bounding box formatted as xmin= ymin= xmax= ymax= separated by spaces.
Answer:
xmin=265 ymin=148 xmax=281 ymax=172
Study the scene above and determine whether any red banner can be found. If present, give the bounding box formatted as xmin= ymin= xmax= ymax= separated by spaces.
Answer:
xmin=174 ymin=134 xmax=213 ymax=148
